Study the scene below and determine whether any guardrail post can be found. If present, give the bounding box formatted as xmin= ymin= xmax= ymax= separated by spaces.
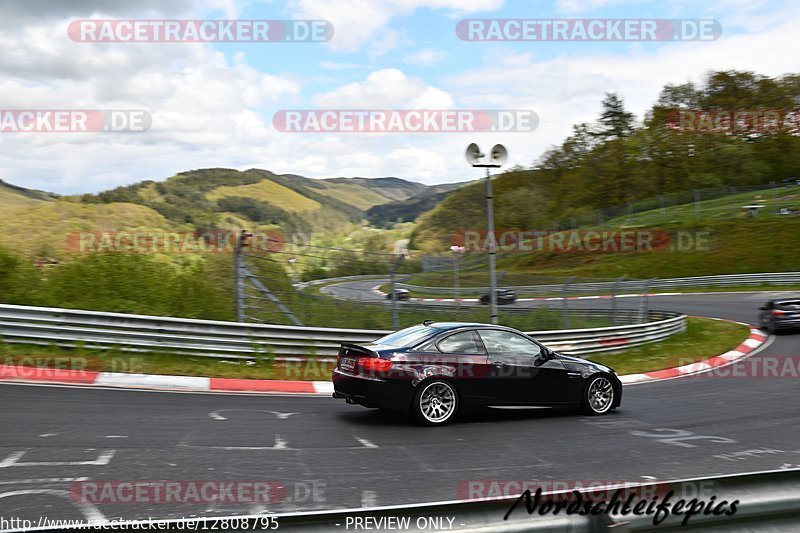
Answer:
xmin=453 ymin=254 xmax=460 ymax=311
xmin=562 ymin=276 xmax=576 ymax=329
xmin=611 ymin=276 xmax=625 ymax=325
xmin=638 ymin=279 xmax=654 ymax=323
xmin=390 ymin=254 xmax=405 ymax=330
xmin=234 ymin=230 xmax=248 ymax=323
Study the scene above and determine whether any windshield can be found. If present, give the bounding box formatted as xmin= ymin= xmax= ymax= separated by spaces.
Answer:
xmin=374 ymin=325 xmax=441 ymax=347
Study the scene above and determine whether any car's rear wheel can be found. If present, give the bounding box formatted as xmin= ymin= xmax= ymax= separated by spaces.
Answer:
xmin=412 ymin=380 xmax=458 ymax=426
xmin=582 ymin=375 xmax=614 ymax=415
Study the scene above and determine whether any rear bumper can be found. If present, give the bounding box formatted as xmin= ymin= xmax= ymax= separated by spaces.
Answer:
xmin=772 ymin=319 xmax=800 ymax=330
xmin=332 ymin=370 xmax=415 ymax=412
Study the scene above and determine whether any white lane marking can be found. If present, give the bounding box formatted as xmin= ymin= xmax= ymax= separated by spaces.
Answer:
xmin=94 ymin=372 xmax=210 ymax=390
xmin=312 ymin=381 xmax=334 ymax=394
xmin=0 ymin=477 xmax=88 ymax=485
xmin=0 ymin=449 xmax=116 ymax=468
xmin=39 ymin=433 xmax=58 ymax=437
xmin=361 ymin=490 xmax=378 ymax=507
xmin=209 ymin=409 xmax=298 ymax=421
xmin=178 ymin=432 xmax=291 ymax=451
xmin=103 ymin=435 xmax=128 ymax=439
xmin=0 ymin=451 xmax=26 ymax=468
xmin=355 ymin=437 xmax=379 ymax=449
xmin=630 ymin=428 xmax=736 ymax=448
xmin=0 ymin=489 xmax=106 ymax=522
xmin=0 ymin=381 xmax=333 ymax=398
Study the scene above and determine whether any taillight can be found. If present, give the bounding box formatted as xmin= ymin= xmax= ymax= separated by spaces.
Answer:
xmin=358 ymin=357 xmax=393 ymax=372
xmin=773 ymin=310 xmax=786 ymax=316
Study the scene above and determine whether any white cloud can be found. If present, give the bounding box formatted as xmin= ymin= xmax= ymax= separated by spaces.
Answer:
xmin=285 ymin=0 xmax=503 ymax=52
xmin=403 ymin=48 xmax=447 ymax=66
xmin=555 ymin=0 xmax=643 ymax=14
xmin=312 ymin=68 xmax=454 ymax=109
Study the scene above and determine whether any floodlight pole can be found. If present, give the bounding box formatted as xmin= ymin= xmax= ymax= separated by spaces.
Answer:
xmin=472 ymin=164 xmax=501 ymax=324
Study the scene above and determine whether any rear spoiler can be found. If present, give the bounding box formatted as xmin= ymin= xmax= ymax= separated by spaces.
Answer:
xmin=338 ymin=343 xmax=378 ymax=358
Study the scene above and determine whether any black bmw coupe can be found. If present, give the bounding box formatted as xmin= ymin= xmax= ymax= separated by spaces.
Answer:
xmin=332 ymin=322 xmax=622 ymax=426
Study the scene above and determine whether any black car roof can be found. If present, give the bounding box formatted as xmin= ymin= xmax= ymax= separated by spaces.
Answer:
xmin=424 ymin=322 xmax=520 ymax=332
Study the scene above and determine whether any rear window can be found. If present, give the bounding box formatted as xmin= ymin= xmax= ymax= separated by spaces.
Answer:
xmin=777 ymin=301 xmax=800 ymax=310
xmin=374 ymin=325 xmax=440 ymax=347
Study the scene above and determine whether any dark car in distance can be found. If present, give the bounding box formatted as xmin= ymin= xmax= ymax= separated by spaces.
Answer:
xmin=759 ymin=299 xmax=800 ymax=333
xmin=332 ymin=322 xmax=622 ymax=426
xmin=386 ymin=288 xmax=410 ymax=301
xmin=479 ymin=288 xmax=516 ymax=305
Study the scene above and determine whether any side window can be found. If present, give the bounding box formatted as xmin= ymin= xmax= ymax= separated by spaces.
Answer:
xmin=478 ymin=329 xmax=542 ymax=359
xmin=437 ymin=331 xmax=486 ymax=354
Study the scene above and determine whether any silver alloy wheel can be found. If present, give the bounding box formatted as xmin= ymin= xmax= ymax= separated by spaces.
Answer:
xmin=587 ymin=377 xmax=614 ymax=414
xmin=419 ymin=381 xmax=456 ymax=423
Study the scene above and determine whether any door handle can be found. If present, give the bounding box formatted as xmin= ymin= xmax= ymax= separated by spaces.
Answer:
xmin=492 ymin=361 xmax=506 ymax=368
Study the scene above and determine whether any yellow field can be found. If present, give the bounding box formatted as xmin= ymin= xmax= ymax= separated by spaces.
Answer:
xmin=0 ymin=186 xmax=47 ymax=208
xmin=207 ymin=179 xmax=320 ymax=212
xmin=312 ymin=181 xmax=391 ymax=210
xmin=0 ymin=197 xmax=177 ymax=258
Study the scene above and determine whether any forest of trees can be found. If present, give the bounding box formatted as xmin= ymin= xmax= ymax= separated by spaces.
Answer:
xmin=413 ymin=70 xmax=800 ymax=249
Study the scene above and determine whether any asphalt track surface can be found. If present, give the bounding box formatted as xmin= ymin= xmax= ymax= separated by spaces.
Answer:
xmin=1 ymin=287 xmax=799 ymax=526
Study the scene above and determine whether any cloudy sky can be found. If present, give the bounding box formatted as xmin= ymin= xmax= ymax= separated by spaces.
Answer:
xmin=0 ymin=0 xmax=798 ymax=194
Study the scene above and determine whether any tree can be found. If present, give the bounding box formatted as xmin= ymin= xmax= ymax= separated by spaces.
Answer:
xmin=593 ymin=93 xmax=636 ymax=140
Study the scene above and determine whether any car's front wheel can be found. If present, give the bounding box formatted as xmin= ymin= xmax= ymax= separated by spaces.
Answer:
xmin=582 ymin=375 xmax=615 ymax=415
xmin=412 ymin=380 xmax=458 ymax=426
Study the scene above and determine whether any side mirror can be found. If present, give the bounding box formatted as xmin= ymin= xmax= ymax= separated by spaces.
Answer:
xmin=758 ymin=306 xmax=767 ymax=311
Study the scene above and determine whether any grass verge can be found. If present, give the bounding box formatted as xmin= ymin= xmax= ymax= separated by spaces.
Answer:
xmin=586 ymin=317 xmax=750 ymax=375
xmin=0 ymin=317 xmax=749 ymax=381
xmin=0 ymin=342 xmax=335 ymax=381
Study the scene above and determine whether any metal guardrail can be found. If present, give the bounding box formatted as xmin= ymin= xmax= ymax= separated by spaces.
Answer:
xmin=0 ymin=304 xmax=686 ymax=359
xmin=17 ymin=468 xmax=800 ymax=532
xmin=299 ymin=274 xmax=409 ymax=288
xmin=397 ymin=271 xmax=800 ymax=296
xmin=240 ymin=468 xmax=800 ymax=532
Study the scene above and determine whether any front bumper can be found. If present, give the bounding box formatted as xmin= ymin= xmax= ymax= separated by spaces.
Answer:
xmin=332 ymin=369 xmax=415 ymax=412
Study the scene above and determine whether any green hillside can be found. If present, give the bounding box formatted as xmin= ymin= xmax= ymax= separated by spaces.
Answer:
xmin=365 ymin=181 xmax=470 ymax=227
xmin=0 ymin=169 xmax=445 ymax=261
